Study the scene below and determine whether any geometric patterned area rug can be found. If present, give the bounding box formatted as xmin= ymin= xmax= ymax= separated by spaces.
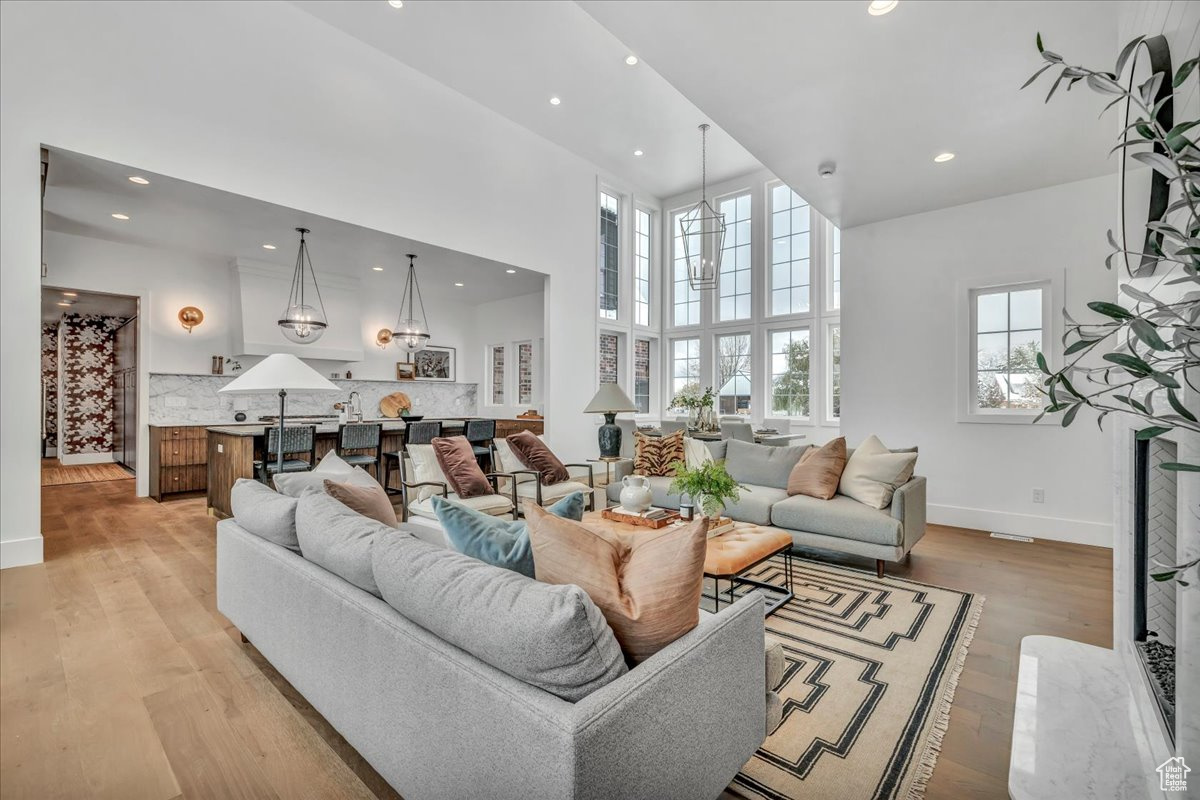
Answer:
xmin=725 ymin=556 xmax=984 ymax=800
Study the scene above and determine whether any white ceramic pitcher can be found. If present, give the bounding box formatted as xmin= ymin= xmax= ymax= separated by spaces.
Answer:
xmin=619 ymin=475 xmax=653 ymax=513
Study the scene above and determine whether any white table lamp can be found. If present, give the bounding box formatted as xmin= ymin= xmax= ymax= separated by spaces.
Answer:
xmin=219 ymin=353 xmax=341 ymax=475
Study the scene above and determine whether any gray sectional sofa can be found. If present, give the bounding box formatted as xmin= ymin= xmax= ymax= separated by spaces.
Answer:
xmin=608 ymin=438 xmax=926 ymax=576
xmin=217 ymin=486 xmax=767 ymax=800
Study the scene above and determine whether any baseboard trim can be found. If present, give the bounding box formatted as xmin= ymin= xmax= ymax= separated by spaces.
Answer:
xmin=60 ymin=452 xmax=116 ymax=466
xmin=1 ymin=536 xmax=44 ymax=569
xmin=928 ymin=503 xmax=1112 ymax=548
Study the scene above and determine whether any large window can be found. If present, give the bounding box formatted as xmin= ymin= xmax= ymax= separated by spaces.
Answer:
xmin=768 ymin=328 xmax=810 ymax=417
xmin=716 ymin=333 xmax=752 ymax=415
xmin=830 ymin=225 xmax=841 ymax=311
xmin=718 ymin=193 xmax=752 ymax=321
xmin=634 ymin=338 xmax=652 ymax=414
xmin=599 ymin=192 xmax=619 ymax=320
xmin=635 ymin=209 xmax=651 ymax=327
xmin=672 ymin=209 xmax=701 ymax=326
xmin=972 ymin=283 xmax=1046 ymax=411
xmin=769 ymin=184 xmax=811 ymax=316
xmin=671 ymin=338 xmax=700 ymax=398
xmin=828 ymin=324 xmax=841 ymax=420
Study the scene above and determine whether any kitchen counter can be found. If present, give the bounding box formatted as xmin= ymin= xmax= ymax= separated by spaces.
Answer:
xmin=204 ymin=418 xmax=464 ymax=437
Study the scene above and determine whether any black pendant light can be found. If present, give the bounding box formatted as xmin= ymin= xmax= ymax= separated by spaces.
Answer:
xmin=392 ymin=254 xmax=431 ymax=353
xmin=278 ymin=227 xmax=329 ymax=344
xmin=681 ymin=124 xmax=726 ymax=291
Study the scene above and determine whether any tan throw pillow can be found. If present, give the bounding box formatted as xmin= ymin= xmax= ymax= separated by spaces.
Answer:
xmin=787 ymin=437 xmax=847 ymax=500
xmin=431 ymin=435 xmax=494 ymax=499
xmin=323 ymin=479 xmax=399 ymax=528
xmin=838 ymin=435 xmax=918 ymax=509
xmin=526 ymin=503 xmax=708 ymax=664
xmin=507 ymin=430 xmax=570 ymax=485
xmin=634 ymin=430 xmax=686 ymax=477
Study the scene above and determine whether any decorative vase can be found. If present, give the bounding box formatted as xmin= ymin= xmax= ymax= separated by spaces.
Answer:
xmin=697 ymin=406 xmax=717 ymax=432
xmin=688 ymin=407 xmax=700 ymax=428
xmin=619 ymin=475 xmax=653 ymax=514
xmin=695 ymin=494 xmax=724 ymax=520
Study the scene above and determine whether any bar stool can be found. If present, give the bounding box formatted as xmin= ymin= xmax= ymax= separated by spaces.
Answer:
xmin=337 ymin=422 xmax=382 ymax=478
xmin=255 ymin=425 xmax=317 ymax=484
xmin=464 ymin=419 xmax=496 ymax=472
xmin=382 ymin=420 xmax=443 ymax=495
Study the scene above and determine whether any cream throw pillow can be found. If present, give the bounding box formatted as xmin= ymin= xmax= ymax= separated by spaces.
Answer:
xmin=838 ymin=435 xmax=918 ymax=509
xmin=683 ymin=436 xmax=714 ymax=470
xmin=407 ymin=444 xmax=449 ymax=501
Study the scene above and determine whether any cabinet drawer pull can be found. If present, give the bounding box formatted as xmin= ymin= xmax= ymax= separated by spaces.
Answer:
xmin=173 ymin=450 xmax=179 ymax=455
xmin=173 ymin=477 xmax=179 ymax=482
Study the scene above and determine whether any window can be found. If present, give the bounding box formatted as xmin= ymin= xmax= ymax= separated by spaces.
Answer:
xmin=830 ymin=225 xmax=841 ymax=311
xmin=517 ymin=341 xmax=533 ymax=404
xmin=768 ymin=328 xmax=810 ymax=417
xmin=671 ymin=338 xmax=700 ymax=398
xmin=828 ymin=324 xmax=841 ymax=420
xmin=489 ymin=345 xmax=505 ymax=405
xmin=599 ymin=332 xmax=619 ymax=384
xmin=672 ymin=209 xmax=701 ymax=326
xmin=718 ymin=193 xmax=752 ymax=321
xmin=635 ymin=209 xmax=651 ymax=327
xmin=972 ymin=283 xmax=1046 ymax=411
xmin=769 ymin=184 xmax=811 ymax=316
xmin=634 ymin=338 xmax=652 ymax=414
xmin=599 ymin=192 xmax=619 ymax=320
xmin=716 ymin=333 xmax=752 ymax=415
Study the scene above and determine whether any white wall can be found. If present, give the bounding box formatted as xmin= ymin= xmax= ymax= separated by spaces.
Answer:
xmin=471 ymin=290 xmax=545 ymax=419
xmin=1 ymin=0 xmax=654 ymax=567
xmin=842 ymin=174 xmax=1118 ymax=547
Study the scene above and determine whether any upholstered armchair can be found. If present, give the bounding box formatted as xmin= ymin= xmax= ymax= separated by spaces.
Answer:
xmin=491 ymin=435 xmax=596 ymax=513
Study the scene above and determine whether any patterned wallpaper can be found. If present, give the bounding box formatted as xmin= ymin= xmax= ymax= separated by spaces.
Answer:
xmin=41 ymin=323 xmax=58 ymax=445
xmin=61 ymin=314 xmax=124 ymax=455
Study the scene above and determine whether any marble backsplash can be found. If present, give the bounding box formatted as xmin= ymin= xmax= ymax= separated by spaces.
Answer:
xmin=149 ymin=373 xmax=477 ymax=425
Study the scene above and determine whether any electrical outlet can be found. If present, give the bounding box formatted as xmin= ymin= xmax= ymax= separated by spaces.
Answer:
xmin=217 ymin=443 xmax=224 ymax=454
xmin=1032 ymin=488 xmax=1045 ymax=504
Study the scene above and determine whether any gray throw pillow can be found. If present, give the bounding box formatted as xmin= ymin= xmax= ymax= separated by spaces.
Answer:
xmin=231 ymin=478 xmax=300 ymax=551
xmin=296 ymin=491 xmax=402 ymax=597
xmin=723 ymin=439 xmax=809 ymax=490
xmin=372 ymin=533 xmax=628 ymax=702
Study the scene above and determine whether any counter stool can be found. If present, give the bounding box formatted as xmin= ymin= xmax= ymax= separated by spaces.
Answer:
xmin=255 ymin=425 xmax=317 ymax=484
xmin=464 ymin=418 xmax=495 ymax=472
xmin=337 ymin=422 xmax=382 ymax=478
xmin=382 ymin=420 xmax=442 ymax=495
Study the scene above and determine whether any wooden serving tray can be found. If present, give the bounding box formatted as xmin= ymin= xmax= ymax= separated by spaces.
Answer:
xmin=601 ymin=507 xmax=681 ymax=529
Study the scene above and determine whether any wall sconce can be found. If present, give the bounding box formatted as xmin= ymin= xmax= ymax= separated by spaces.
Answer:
xmin=178 ymin=306 xmax=204 ymax=333
xmin=375 ymin=328 xmax=393 ymax=349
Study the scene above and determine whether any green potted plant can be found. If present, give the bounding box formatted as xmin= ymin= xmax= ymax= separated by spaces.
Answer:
xmin=669 ymin=459 xmax=747 ymax=519
xmin=668 ymin=385 xmax=717 ymax=429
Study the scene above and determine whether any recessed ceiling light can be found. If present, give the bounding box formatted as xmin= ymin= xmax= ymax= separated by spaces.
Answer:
xmin=634 ymin=149 xmax=644 ymax=157
xmin=57 ymin=301 xmax=73 ymax=307
xmin=372 ymin=266 xmax=384 ymax=272
xmin=454 ymin=282 xmax=464 ymax=287
xmin=549 ymin=96 xmax=561 ymax=106
xmin=62 ymin=292 xmax=77 ymax=297
xmin=128 ymin=176 xmax=150 ymax=185
xmin=867 ymin=0 xmax=898 ymax=15
xmin=934 ymin=152 xmax=956 ymax=163
xmin=387 ymin=0 xmax=403 ymax=8
xmin=505 ymin=269 xmax=516 ymax=274
xmin=625 ymin=55 xmax=639 ymax=66
xmin=262 ymin=243 xmax=277 ymax=250
xmin=111 ymin=213 xmax=130 ymax=220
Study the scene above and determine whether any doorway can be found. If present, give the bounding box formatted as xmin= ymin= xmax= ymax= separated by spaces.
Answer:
xmin=40 ymin=286 xmax=139 ymax=487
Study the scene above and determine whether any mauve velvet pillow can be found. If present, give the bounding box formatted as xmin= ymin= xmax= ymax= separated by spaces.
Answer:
xmin=506 ymin=430 xmax=570 ymax=485
xmin=431 ymin=436 xmax=495 ymax=499
xmin=323 ymin=479 xmax=399 ymax=528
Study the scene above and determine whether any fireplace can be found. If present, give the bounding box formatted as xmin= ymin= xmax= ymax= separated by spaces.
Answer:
xmin=1132 ymin=437 xmax=1178 ymax=744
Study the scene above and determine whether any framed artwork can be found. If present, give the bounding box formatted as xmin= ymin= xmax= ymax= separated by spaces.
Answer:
xmin=395 ymin=362 xmax=415 ymax=381
xmin=413 ymin=346 xmax=456 ymax=382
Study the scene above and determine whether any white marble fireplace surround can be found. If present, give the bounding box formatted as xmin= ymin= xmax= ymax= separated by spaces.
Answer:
xmin=148 ymin=373 xmax=477 ymax=425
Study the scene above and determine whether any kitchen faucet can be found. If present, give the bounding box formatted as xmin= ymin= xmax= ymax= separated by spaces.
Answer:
xmin=348 ymin=391 xmax=362 ymax=422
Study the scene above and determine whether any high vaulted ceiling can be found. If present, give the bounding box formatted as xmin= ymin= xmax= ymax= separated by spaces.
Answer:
xmin=581 ymin=0 xmax=1122 ymax=226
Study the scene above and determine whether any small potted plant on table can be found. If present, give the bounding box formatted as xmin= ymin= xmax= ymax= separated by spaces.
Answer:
xmin=669 ymin=459 xmax=746 ymax=522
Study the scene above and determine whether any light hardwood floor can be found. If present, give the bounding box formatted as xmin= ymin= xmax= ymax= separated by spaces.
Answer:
xmin=2 ymin=478 xmax=1111 ymax=799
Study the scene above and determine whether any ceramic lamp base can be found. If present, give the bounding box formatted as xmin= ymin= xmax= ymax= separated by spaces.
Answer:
xmin=598 ymin=412 xmax=621 ymax=458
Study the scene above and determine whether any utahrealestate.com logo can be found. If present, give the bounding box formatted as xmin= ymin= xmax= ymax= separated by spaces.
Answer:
xmin=1158 ymin=757 xmax=1190 ymax=792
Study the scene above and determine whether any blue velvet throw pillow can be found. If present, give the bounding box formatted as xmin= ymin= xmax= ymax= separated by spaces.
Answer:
xmin=432 ymin=492 xmax=585 ymax=578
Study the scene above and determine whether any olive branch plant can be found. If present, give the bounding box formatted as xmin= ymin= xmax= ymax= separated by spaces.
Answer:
xmin=1025 ymin=35 xmax=1199 ymax=584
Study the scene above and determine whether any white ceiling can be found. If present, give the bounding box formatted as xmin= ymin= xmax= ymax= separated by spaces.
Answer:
xmin=42 ymin=148 xmax=546 ymax=306
xmin=41 ymin=287 xmax=137 ymax=325
xmin=580 ymin=0 xmax=1122 ymax=227
xmin=291 ymin=0 xmax=763 ymax=199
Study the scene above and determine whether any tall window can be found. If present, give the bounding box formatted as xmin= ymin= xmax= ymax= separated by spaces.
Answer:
xmin=517 ymin=341 xmax=533 ymax=404
xmin=671 ymin=338 xmax=700 ymax=398
xmin=716 ymin=333 xmax=752 ymax=415
xmin=828 ymin=324 xmax=841 ymax=419
xmin=769 ymin=184 xmax=811 ymax=316
xmin=769 ymin=329 xmax=810 ymax=417
xmin=599 ymin=192 xmax=619 ymax=320
xmin=635 ymin=209 xmax=651 ymax=327
xmin=973 ymin=284 xmax=1045 ymax=410
xmin=634 ymin=338 xmax=651 ymax=414
xmin=672 ymin=209 xmax=700 ymax=326
xmin=718 ymin=193 xmax=752 ymax=321
xmin=599 ymin=332 xmax=619 ymax=384
xmin=830 ymin=225 xmax=841 ymax=310
xmin=489 ymin=345 xmax=505 ymax=405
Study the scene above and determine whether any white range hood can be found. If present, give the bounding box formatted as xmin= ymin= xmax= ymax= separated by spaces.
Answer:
xmin=229 ymin=259 xmax=365 ymax=362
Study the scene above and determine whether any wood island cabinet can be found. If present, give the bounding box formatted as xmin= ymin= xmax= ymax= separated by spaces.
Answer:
xmin=149 ymin=425 xmax=209 ymax=500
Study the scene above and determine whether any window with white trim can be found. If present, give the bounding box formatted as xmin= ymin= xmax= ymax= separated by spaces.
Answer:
xmin=488 ymin=344 xmax=505 ymax=405
xmin=671 ymin=338 xmax=700 ymax=398
xmin=769 ymin=184 xmax=811 ymax=316
xmin=634 ymin=337 xmax=652 ymax=414
xmin=828 ymin=323 xmax=841 ymax=420
xmin=718 ymin=193 xmax=752 ymax=321
xmin=830 ymin=225 xmax=841 ymax=311
xmin=599 ymin=191 xmax=619 ymax=320
xmin=672 ymin=209 xmax=701 ymax=326
xmin=971 ymin=283 xmax=1047 ymax=411
xmin=768 ymin=328 xmax=810 ymax=417
xmin=716 ymin=333 xmax=752 ymax=415
xmin=635 ymin=209 xmax=651 ymax=327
